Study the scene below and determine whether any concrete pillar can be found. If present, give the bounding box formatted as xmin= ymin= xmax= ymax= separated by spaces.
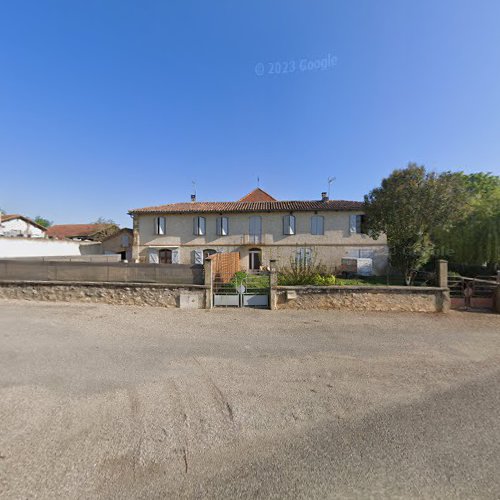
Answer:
xmin=204 ymin=258 xmax=213 ymax=309
xmin=131 ymin=215 xmax=140 ymax=263
xmin=269 ymin=259 xmax=277 ymax=310
xmin=437 ymin=259 xmax=448 ymax=288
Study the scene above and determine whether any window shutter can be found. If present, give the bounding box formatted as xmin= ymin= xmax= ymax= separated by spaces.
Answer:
xmin=171 ymin=248 xmax=180 ymax=264
xmin=349 ymin=215 xmax=357 ymax=234
xmin=305 ymin=248 xmax=312 ymax=265
xmin=200 ymin=217 xmax=206 ymax=235
xmin=216 ymin=217 xmax=221 ymax=236
xmin=290 ymin=215 xmax=296 ymax=234
xmin=148 ymin=248 xmax=159 ymax=264
xmin=222 ymin=217 xmax=228 ymax=236
xmin=193 ymin=249 xmax=203 ymax=264
xmin=160 ymin=217 xmax=166 ymax=235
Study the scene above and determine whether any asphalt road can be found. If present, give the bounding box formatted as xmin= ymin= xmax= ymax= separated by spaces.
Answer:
xmin=0 ymin=300 xmax=499 ymax=499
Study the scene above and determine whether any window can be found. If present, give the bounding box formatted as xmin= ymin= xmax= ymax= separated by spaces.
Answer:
xmin=311 ymin=215 xmax=324 ymax=235
xmin=249 ymin=216 xmax=262 ymax=244
xmin=216 ymin=216 xmax=229 ymax=236
xmin=296 ymin=248 xmax=312 ymax=266
xmin=349 ymin=214 xmax=366 ymax=234
xmin=283 ymin=215 xmax=296 ymax=235
xmin=249 ymin=216 xmax=261 ymax=235
xmin=121 ymin=234 xmax=129 ymax=247
xmin=193 ymin=216 xmax=206 ymax=236
xmin=154 ymin=217 xmax=166 ymax=235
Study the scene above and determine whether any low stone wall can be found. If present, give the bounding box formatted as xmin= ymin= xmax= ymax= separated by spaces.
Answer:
xmin=274 ymin=286 xmax=450 ymax=313
xmin=0 ymin=280 xmax=207 ymax=309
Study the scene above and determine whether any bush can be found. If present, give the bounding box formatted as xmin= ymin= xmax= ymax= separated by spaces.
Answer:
xmin=277 ymin=255 xmax=337 ymax=286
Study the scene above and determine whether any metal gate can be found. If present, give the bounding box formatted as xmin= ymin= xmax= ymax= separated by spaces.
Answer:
xmin=213 ymin=270 xmax=270 ymax=308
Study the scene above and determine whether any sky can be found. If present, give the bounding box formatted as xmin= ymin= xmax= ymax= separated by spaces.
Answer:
xmin=1 ymin=0 xmax=499 ymax=227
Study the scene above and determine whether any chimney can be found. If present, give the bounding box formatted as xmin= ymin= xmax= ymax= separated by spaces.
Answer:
xmin=191 ymin=194 xmax=196 ymax=202
xmin=321 ymin=192 xmax=329 ymax=202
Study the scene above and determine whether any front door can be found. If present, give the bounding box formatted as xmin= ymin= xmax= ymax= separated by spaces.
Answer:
xmin=159 ymin=248 xmax=172 ymax=264
xmin=249 ymin=248 xmax=262 ymax=271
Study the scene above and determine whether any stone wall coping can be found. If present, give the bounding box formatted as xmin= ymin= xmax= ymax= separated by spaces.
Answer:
xmin=276 ymin=285 xmax=448 ymax=293
xmin=0 ymin=279 xmax=208 ymax=290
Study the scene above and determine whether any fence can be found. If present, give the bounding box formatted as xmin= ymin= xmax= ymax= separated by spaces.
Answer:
xmin=208 ymin=252 xmax=240 ymax=284
xmin=0 ymin=259 xmax=204 ymax=285
xmin=448 ymin=275 xmax=498 ymax=310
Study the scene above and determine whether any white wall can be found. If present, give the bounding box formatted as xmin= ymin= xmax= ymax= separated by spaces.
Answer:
xmin=0 ymin=218 xmax=46 ymax=238
xmin=0 ymin=237 xmax=97 ymax=258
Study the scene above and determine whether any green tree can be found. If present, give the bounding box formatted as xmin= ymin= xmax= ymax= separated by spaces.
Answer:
xmin=33 ymin=216 xmax=53 ymax=228
xmin=434 ymin=172 xmax=500 ymax=268
xmin=364 ymin=163 xmax=467 ymax=284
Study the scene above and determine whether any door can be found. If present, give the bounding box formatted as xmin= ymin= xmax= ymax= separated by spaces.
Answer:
xmin=249 ymin=248 xmax=262 ymax=271
xmin=159 ymin=248 xmax=172 ymax=264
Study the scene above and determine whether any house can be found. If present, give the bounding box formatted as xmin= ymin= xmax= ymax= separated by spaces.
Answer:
xmin=101 ymin=228 xmax=133 ymax=261
xmin=0 ymin=214 xmax=47 ymax=238
xmin=129 ymin=189 xmax=389 ymax=274
xmin=46 ymin=223 xmax=119 ymax=241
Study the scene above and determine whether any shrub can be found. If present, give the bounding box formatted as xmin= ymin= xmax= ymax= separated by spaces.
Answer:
xmin=277 ymin=254 xmax=336 ymax=286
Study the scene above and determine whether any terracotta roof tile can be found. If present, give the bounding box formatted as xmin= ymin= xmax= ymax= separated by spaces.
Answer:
xmin=238 ymin=188 xmax=277 ymax=202
xmin=129 ymin=199 xmax=363 ymax=214
xmin=46 ymin=224 xmax=112 ymax=239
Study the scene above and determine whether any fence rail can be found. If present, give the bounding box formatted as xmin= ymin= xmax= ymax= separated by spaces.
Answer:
xmin=0 ymin=259 xmax=204 ymax=285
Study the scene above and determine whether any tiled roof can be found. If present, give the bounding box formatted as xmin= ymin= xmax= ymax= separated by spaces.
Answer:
xmin=46 ymin=224 xmax=112 ymax=239
xmin=238 ymin=188 xmax=277 ymax=202
xmin=129 ymin=199 xmax=363 ymax=214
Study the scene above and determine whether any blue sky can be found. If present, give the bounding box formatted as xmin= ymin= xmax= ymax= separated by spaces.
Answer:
xmin=1 ymin=0 xmax=499 ymax=227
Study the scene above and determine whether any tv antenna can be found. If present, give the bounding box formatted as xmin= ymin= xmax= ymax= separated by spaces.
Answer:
xmin=327 ymin=176 xmax=336 ymax=198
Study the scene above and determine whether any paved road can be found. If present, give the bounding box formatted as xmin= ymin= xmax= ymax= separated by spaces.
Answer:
xmin=0 ymin=300 xmax=499 ymax=499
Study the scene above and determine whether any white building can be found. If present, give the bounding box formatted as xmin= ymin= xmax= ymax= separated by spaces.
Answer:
xmin=0 ymin=214 xmax=47 ymax=238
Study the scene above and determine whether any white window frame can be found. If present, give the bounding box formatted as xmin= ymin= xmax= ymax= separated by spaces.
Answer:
xmin=216 ymin=216 xmax=229 ymax=236
xmin=311 ymin=215 xmax=324 ymax=235
xmin=154 ymin=217 xmax=166 ymax=235
xmin=283 ymin=214 xmax=296 ymax=235
xmin=193 ymin=216 xmax=206 ymax=236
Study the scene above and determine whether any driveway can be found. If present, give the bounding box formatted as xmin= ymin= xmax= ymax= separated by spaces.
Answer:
xmin=0 ymin=300 xmax=499 ymax=498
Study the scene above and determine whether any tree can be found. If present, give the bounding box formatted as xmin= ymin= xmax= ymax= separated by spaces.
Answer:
xmin=93 ymin=217 xmax=116 ymax=225
xmin=33 ymin=216 xmax=53 ymax=228
xmin=433 ymin=172 xmax=500 ymax=268
xmin=364 ymin=163 xmax=468 ymax=284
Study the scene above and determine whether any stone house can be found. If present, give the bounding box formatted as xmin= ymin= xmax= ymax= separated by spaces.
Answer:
xmin=101 ymin=228 xmax=133 ymax=261
xmin=129 ymin=189 xmax=388 ymax=274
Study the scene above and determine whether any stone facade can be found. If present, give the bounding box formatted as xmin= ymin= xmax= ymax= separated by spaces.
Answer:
xmin=274 ymin=286 xmax=450 ymax=313
xmin=0 ymin=281 xmax=207 ymax=308
xmin=132 ymin=211 xmax=388 ymax=274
